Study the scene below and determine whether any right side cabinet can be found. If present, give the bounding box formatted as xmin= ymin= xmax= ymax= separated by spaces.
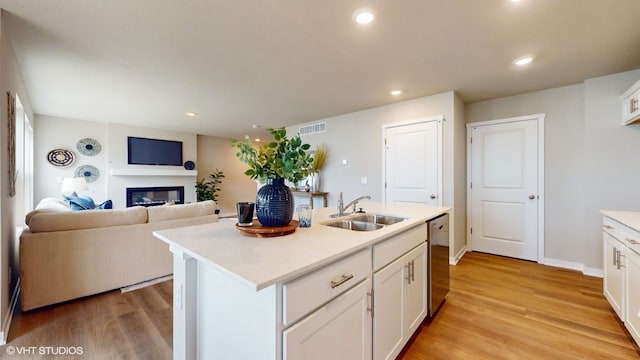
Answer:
xmin=602 ymin=215 xmax=640 ymax=345
xmin=372 ymin=225 xmax=427 ymax=360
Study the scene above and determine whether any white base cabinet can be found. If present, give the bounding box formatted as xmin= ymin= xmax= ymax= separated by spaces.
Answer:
xmin=602 ymin=213 xmax=640 ymax=346
xmin=284 ymin=278 xmax=372 ymax=360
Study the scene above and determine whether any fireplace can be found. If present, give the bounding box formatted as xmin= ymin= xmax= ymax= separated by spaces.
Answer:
xmin=126 ymin=186 xmax=185 ymax=207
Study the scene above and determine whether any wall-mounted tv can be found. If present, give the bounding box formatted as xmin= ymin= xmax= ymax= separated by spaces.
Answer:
xmin=127 ymin=136 xmax=183 ymax=166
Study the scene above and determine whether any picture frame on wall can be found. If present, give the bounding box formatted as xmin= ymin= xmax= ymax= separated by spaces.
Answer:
xmin=7 ymin=91 xmax=16 ymax=198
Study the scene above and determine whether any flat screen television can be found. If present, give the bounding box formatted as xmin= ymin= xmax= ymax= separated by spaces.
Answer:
xmin=127 ymin=136 xmax=183 ymax=166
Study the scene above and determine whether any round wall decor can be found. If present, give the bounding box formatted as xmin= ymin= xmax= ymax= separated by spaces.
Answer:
xmin=76 ymin=138 xmax=102 ymax=156
xmin=184 ymin=160 xmax=195 ymax=170
xmin=47 ymin=148 xmax=75 ymax=167
xmin=75 ymin=165 xmax=100 ymax=183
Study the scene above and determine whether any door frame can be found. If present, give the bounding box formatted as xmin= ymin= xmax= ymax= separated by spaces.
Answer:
xmin=466 ymin=113 xmax=545 ymax=263
xmin=381 ymin=115 xmax=444 ymax=206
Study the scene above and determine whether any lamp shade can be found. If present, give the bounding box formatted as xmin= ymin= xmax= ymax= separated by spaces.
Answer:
xmin=61 ymin=177 xmax=89 ymax=193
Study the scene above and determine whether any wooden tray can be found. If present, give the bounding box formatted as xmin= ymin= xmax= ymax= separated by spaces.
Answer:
xmin=236 ymin=220 xmax=298 ymax=237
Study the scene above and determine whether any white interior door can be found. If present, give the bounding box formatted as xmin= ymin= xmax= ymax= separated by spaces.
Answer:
xmin=383 ymin=118 xmax=441 ymax=206
xmin=468 ymin=116 xmax=543 ymax=261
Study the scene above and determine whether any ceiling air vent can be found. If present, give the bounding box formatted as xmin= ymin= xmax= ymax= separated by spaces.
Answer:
xmin=299 ymin=122 xmax=326 ymax=136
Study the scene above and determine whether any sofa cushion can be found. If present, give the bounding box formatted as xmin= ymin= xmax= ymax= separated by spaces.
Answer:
xmin=147 ymin=200 xmax=216 ymax=223
xmin=26 ymin=206 xmax=148 ymax=233
xmin=35 ymin=197 xmax=71 ymax=212
xmin=64 ymin=195 xmax=96 ymax=211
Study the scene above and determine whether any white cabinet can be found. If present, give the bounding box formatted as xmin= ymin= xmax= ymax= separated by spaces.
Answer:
xmin=603 ymin=230 xmax=625 ymax=319
xmin=622 ymin=79 xmax=640 ymax=125
xmin=625 ymin=249 xmax=640 ymax=345
xmin=602 ymin=214 xmax=640 ymax=347
xmin=372 ymin=225 xmax=427 ymax=360
xmin=283 ymin=278 xmax=372 ymax=360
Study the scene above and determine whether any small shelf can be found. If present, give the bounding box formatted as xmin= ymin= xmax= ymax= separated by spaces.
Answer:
xmin=109 ymin=168 xmax=197 ymax=177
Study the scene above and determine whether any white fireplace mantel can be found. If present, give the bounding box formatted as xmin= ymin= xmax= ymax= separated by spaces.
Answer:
xmin=109 ymin=168 xmax=197 ymax=177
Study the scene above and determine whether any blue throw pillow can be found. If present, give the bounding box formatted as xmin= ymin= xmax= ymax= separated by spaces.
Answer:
xmin=64 ymin=195 xmax=96 ymax=211
xmin=96 ymin=200 xmax=113 ymax=210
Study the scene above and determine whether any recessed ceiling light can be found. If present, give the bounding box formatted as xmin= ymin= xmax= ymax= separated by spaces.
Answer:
xmin=353 ymin=8 xmax=375 ymax=25
xmin=514 ymin=56 xmax=534 ymax=66
xmin=390 ymin=90 xmax=403 ymax=96
xmin=254 ymin=138 xmax=261 ymax=142
xmin=185 ymin=112 xmax=197 ymax=117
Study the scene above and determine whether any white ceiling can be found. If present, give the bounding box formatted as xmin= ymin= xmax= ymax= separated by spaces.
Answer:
xmin=1 ymin=0 xmax=640 ymax=139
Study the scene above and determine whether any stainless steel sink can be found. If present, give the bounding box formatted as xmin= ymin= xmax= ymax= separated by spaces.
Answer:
xmin=322 ymin=220 xmax=384 ymax=231
xmin=350 ymin=213 xmax=406 ymax=225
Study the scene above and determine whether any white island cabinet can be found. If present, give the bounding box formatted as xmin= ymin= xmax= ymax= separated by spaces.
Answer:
xmin=154 ymin=203 xmax=450 ymax=360
xmin=601 ymin=210 xmax=640 ymax=346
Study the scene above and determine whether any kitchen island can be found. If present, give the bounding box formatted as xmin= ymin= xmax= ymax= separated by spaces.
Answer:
xmin=154 ymin=202 xmax=450 ymax=360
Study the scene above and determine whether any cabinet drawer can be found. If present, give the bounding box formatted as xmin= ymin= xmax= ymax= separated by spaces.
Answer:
xmin=604 ymin=216 xmax=624 ymax=241
xmin=373 ymin=225 xmax=425 ymax=271
xmin=283 ymin=248 xmax=371 ymax=327
xmin=623 ymin=226 xmax=640 ymax=256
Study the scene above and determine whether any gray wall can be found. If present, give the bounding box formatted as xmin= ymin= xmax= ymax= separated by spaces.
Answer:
xmin=286 ymin=91 xmax=467 ymax=260
xmin=466 ymin=69 xmax=640 ymax=271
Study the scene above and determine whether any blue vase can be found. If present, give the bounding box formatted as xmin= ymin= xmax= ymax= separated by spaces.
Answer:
xmin=256 ymin=178 xmax=294 ymax=227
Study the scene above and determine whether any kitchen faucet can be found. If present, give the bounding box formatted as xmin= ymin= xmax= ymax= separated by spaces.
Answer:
xmin=337 ymin=192 xmax=372 ymax=216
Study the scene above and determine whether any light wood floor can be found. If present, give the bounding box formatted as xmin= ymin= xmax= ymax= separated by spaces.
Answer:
xmin=3 ymin=252 xmax=639 ymax=359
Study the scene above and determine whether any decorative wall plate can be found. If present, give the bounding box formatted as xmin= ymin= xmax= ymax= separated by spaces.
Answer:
xmin=47 ymin=148 xmax=75 ymax=167
xmin=75 ymin=165 xmax=100 ymax=183
xmin=76 ymin=138 xmax=102 ymax=156
xmin=184 ymin=160 xmax=195 ymax=170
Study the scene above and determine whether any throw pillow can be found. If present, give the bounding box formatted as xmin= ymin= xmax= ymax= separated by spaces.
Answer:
xmin=96 ymin=200 xmax=113 ymax=210
xmin=64 ymin=195 xmax=96 ymax=211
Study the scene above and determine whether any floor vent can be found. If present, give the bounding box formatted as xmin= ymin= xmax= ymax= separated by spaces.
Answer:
xmin=299 ymin=122 xmax=326 ymax=136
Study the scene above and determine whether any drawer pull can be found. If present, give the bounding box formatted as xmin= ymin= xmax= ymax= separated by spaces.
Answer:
xmin=330 ymin=274 xmax=354 ymax=289
xmin=626 ymin=238 xmax=639 ymax=245
xmin=603 ymin=225 xmax=614 ymax=230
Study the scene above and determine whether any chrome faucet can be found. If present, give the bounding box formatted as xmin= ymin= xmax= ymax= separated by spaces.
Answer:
xmin=337 ymin=192 xmax=372 ymax=216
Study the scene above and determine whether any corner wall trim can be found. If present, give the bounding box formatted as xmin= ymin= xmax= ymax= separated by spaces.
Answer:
xmin=0 ymin=278 xmax=20 ymax=345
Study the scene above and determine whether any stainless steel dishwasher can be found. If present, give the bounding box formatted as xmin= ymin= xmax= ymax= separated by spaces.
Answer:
xmin=427 ymin=213 xmax=450 ymax=317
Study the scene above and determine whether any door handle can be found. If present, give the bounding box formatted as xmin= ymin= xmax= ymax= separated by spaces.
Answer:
xmin=430 ymin=194 xmax=436 ymax=199
xmin=528 ymin=195 xmax=536 ymax=200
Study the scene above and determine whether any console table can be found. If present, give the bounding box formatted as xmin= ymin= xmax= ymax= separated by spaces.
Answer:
xmin=292 ymin=191 xmax=329 ymax=209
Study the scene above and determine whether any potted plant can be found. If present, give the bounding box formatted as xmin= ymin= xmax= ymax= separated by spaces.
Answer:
xmin=195 ymin=169 xmax=225 ymax=214
xmin=232 ymin=127 xmax=312 ymax=226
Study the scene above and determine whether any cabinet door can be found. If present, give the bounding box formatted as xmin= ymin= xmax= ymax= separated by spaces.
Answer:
xmin=373 ymin=254 xmax=406 ymax=360
xmin=404 ymin=243 xmax=427 ymax=335
xmin=604 ymin=232 xmax=625 ymax=319
xmin=373 ymin=244 xmax=427 ymax=360
xmin=626 ymin=250 xmax=640 ymax=345
xmin=283 ymin=279 xmax=372 ymax=360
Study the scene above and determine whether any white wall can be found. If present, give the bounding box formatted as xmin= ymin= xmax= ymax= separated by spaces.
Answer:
xmin=34 ymin=119 xmax=198 ymax=209
xmin=106 ymin=123 xmax=197 ymax=208
xmin=286 ymin=91 xmax=467 ymax=259
xmin=34 ymin=116 xmax=108 ymax=202
xmin=1 ymin=9 xmax=35 ymax=343
xmin=466 ymin=69 xmax=640 ymax=271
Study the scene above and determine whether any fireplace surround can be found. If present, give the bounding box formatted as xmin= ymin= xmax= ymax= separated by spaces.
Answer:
xmin=126 ymin=186 xmax=184 ymax=207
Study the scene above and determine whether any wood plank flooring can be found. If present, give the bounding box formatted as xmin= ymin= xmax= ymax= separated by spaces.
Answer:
xmin=2 ymin=251 xmax=639 ymax=359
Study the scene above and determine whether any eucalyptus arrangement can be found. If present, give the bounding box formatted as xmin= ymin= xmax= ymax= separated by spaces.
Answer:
xmin=232 ymin=127 xmax=313 ymax=183
xmin=232 ymin=127 xmax=313 ymax=227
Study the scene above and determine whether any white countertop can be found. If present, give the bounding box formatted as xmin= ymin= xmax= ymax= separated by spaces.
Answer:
xmin=154 ymin=202 xmax=450 ymax=291
xmin=601 ymin=210 xmax=640 ymax=232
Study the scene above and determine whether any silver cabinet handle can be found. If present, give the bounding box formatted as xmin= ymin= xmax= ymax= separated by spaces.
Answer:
xmin=626 ymin=238 xmax=639 ymax=245
xmin=613 ymin=247 xmax=618 ymax=266
xmin=405 ymin=264 xmax=411 ymax=284
xmin=330 ymin=274 xmax=354 ymax=288
xmin=366 ymin=289 xmax=374 ymax=318
xmin=603 ymin=225 xmax=614 ymax=230
xmin=410 ymin=260 xmax=415 ymax=282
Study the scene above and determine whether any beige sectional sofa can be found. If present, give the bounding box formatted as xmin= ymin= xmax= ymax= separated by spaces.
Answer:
xmin=20 ymin=200 xmax=219 ymax=311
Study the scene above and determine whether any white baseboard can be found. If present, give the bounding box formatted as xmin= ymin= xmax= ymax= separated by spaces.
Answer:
xmin=543 ymin=257 xmax=603 ymax=278
xmin=0 ymin=278 xmax=20 ymax=345
xmin=450 ymin=245 xmax=468 ymax=265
